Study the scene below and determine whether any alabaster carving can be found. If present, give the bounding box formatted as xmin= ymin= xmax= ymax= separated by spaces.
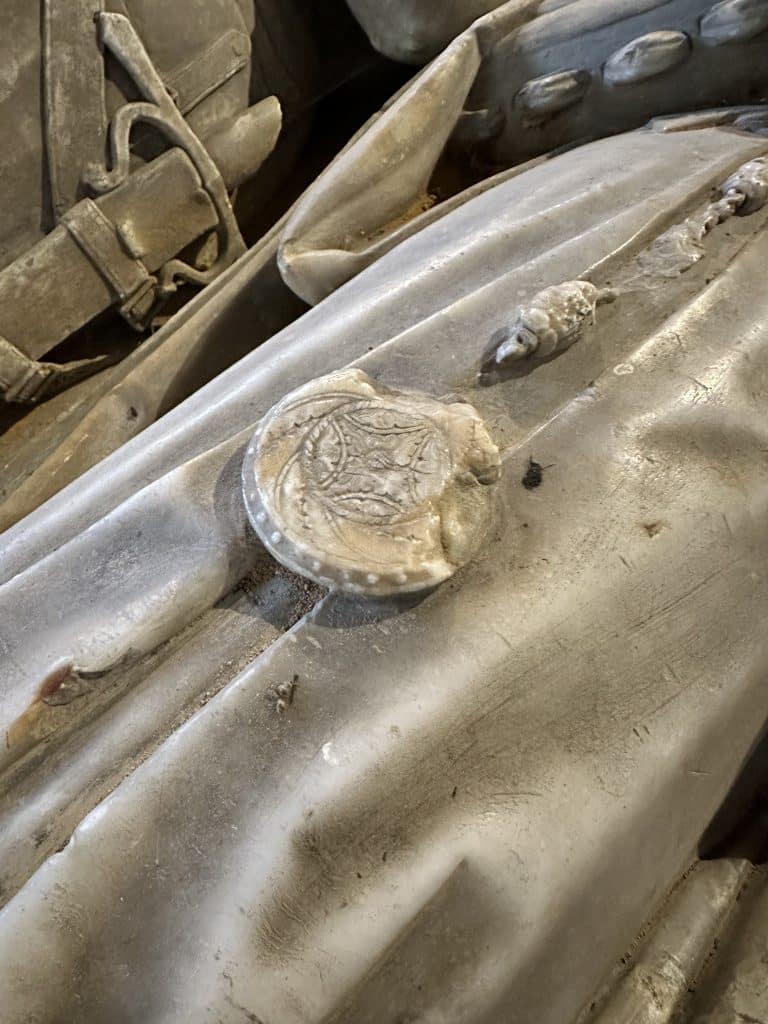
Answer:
xmin=243 ymin=369 xmax=500 ymax=595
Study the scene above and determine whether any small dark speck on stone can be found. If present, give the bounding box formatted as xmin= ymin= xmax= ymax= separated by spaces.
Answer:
xmin=128 ymin=405 xmax=138 ymax=420
xmin=522 ymin=458 xmax=544 ymax=490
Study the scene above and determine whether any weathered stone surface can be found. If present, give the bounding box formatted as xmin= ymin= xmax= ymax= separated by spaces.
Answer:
xmin=515 ymin=68 xmax=592 ymax=116
xmin=700 ymin=0 xmax=768 ymax=44
xmin=242 ymin=369 xmax=500 ymax=595
xmin=279 ymin=3 xmax=768 ymax=306
xmin=490 ymin=280 xmax=615 ymax=367
xmin=4 ymin=119 xmax=768 ymax=1024
xmin=603 ymin=30 xmax=691 ymax=86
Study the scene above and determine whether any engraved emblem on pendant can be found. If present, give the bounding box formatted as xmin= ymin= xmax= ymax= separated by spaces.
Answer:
xmin=242 ymin=369 xmax=500 ymax=596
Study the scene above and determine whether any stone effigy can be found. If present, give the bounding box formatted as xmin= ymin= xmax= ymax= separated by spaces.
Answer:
xmin=2 ymin=0 xmax=768 ymax=1020
xmin=2 ymin=101 xmax=768 ymax=1021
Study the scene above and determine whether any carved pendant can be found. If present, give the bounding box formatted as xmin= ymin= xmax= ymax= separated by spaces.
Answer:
xmin=242 ymin=369 xmax=500 ymax=596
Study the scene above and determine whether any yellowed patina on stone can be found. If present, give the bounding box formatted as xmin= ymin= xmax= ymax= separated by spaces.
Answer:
xmin=242 ymin=369 xmax=500 ymax=595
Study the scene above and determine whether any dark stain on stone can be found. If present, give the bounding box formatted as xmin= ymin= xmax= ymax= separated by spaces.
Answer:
xmin=522 ymin=458 xmax=545 ymax=490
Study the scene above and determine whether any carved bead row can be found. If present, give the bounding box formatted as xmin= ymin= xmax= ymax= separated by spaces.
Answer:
xmin=516 ymin=0 xmax=768 ymax=115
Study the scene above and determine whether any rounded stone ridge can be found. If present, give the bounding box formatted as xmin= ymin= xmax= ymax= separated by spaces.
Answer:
xmin=242 ymin=369 xmax=501 ymax=596
xmin=603 ymin=30 xmax=691 ymax=86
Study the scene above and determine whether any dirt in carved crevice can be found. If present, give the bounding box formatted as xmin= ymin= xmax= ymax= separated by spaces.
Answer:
xmin=237 ymin=556 xmax=327 ymax=631
xmin=36 ymin=664 xmax=77 ymax=703
xmin=365 ymin=192 xmax=439 ymax=246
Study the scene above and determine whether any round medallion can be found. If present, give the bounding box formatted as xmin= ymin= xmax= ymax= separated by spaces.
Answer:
xmin=242 ymin=369 xmax=500 ymax=596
